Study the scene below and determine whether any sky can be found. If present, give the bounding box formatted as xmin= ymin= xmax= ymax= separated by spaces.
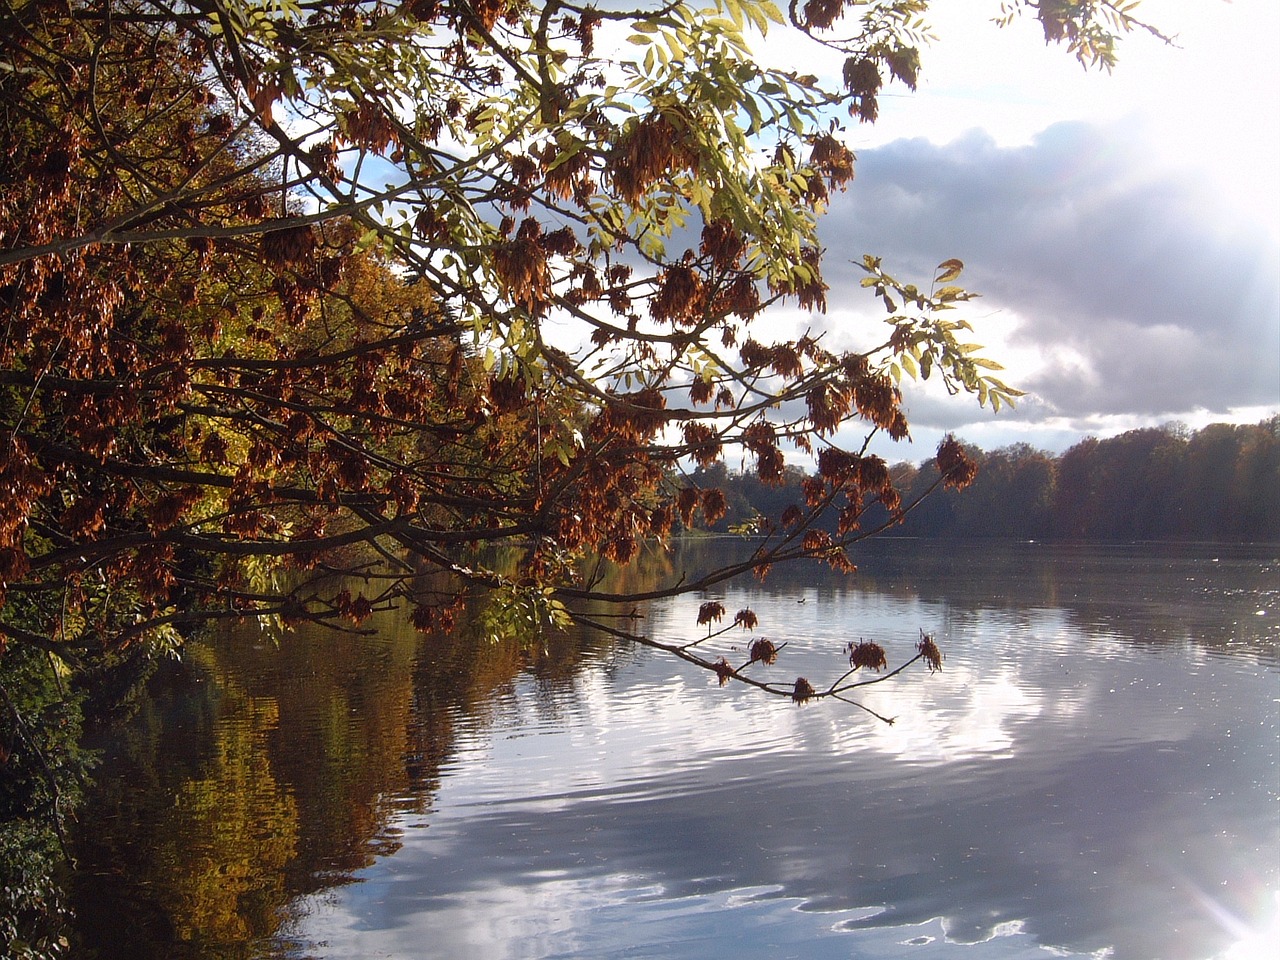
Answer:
xmin=351 ymin=1 xmax=1280 ymax=465
xmin=758 ymin=0 xmax=1280 ymax=461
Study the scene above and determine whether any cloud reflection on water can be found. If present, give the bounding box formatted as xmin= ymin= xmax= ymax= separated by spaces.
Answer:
xmin=281 ymin=545 xmax=1277 ymax=960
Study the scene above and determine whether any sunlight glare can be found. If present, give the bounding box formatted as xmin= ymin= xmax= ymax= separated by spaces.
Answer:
xmin=1220 ymin=891 xmax=1280 ymax=960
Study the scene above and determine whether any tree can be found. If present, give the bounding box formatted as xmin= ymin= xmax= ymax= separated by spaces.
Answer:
xmin=1054 ymin=426 xmax=1198 ymax=540
xmin=954 ymin=444 xmax=1055 ymax=539
xmin=1228 ymin=417 xmax=1280 ymax=541
xmin=0 ymin=3 xmax=1173 ymax=946
xmin=1 ymin=0 xmax=1164 ymax=890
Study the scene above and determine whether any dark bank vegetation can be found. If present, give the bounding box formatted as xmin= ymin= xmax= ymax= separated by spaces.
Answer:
xmin=690 ymin=418 xmax=1280 ymax=542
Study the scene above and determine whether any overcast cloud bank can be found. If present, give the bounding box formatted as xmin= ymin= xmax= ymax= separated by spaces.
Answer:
xmin=818 ymin=120 xmax=1279 ymax=451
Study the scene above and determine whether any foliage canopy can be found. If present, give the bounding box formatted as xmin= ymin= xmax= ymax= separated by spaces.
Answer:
xmin=0 ymin=0 xmax=1159 ymax=724
xmin=0 ymin=3 xmax=1166 ymax=944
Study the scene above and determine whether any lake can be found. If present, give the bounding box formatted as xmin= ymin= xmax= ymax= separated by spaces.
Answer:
xmin=69 ymin=540 xmax=1280 ymax=959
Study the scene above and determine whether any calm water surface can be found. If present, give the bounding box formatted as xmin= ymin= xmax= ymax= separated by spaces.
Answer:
xmin=71 ymin=541 xmax=1280 ymax=960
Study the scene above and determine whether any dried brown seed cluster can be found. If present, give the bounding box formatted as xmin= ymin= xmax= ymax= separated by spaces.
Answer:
xmin=917 ymin=631 xmax=944 ymax=673
xmin=261 ymin=221 xmax=317 ymax=269
xmin=937 ymin=435 xmax=979 ymax=490
xmin=792 ymin=677 xmax=816 ymax=704
xmin=697 ymin=601 xmax=726 ymax=626
xmin=846 ymin=640 xmax=887 ymax=672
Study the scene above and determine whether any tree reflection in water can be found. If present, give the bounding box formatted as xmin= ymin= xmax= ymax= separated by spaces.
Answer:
xmin=70 ymin=574 xmax=615 ymax=959
xmin=68 ymin=541 xmax=1278 ymax=958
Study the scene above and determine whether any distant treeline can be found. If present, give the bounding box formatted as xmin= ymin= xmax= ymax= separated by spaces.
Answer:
xmin=688 ymin=418 xmax=1280 ymax=542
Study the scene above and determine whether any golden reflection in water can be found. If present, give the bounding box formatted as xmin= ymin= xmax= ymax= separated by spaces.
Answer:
xmin=73 ymin=574 xmax=612 ymax=958
xmin=150 ymin=680 xmax=298 ymax=945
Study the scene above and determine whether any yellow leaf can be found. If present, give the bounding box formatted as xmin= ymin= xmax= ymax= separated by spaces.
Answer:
xmin=759 ymin=0 xmax=784 ymax=24
xmin=935 ymin=258 xmax=964 ymax=283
